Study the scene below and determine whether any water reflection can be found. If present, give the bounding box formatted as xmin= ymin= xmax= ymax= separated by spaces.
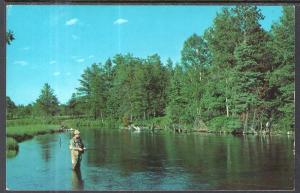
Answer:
xmin=71 ymin=169 xmax=84 ymax=190
xmin=6 ymin=130 xmax=294 ymax=190
xmin=35 ymin=134 xmax=56 ymax=162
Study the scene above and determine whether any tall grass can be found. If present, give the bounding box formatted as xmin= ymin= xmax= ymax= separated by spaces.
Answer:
xmin=5 ymin=118 xmax=62 ymax=157
xmin=6 ymin=137 xmax=19 ymax=151
xmin=6 ymin=116 xmax=73 ymax=127
xmin=6 ymin=118 xmax=47 ymax=126
xmin=7 ymin=118 xmax=61 ymax=142
xmin=134 ymin=116 xmax=172 ymax=129
xmin=62 ymin=118 xmax=120 ymax=129
xmin=7 ymin=124 xmax=60 ymax=141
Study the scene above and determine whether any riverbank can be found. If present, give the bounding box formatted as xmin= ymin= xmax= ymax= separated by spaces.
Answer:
xmin=6 ymin=121 xmax=63 ymax=156
xmin=122 ymin=124 xmax=294 ymax=136
xmin=6 ymin=137 xmax=19 ymax=151
xmin=7 ymin=124 xmax=63 ymax=142
xmin=60 ymin=117 xmax=294 ymax=136
xmin=62 ymin=118 xmax=120 ymax=129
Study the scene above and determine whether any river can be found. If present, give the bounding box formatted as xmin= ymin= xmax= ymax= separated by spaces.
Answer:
xmin=6 ymin=129 xmax=294 ymax=190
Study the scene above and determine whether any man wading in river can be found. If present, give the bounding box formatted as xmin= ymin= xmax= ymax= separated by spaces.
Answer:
xmin=69 ymin=129 xmax=85 ymax=170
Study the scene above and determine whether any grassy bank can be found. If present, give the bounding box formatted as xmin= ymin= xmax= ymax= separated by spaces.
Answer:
xmin=6 ymin=137 xmax=19 ymax=151
xmin=62 ymin=118 xmax=120 ymax=129
xmin=6 ymin=118 xmax=62 ymax=157
xmin=7 ymin=124 xmax=61 ymax=142
xmin=7 ymin=118 xmax=62 ymax=142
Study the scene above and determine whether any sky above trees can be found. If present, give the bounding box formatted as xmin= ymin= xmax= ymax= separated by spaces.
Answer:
xmin=6 ymin=5 xmax=282 ymax=105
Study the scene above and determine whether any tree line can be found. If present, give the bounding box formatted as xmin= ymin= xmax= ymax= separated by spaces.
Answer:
xmin=6 ymin=6 xmax=295 ymax=133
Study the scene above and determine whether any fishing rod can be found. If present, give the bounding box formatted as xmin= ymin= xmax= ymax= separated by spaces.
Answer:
xmin=59 ymin=127 xmax=101 ymax=151
xmin=83 ymin=147 xmax=99 ymax=151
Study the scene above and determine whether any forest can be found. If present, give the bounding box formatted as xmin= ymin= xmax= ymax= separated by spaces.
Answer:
xmin=6 ymin=6 xmax=295 ymax=134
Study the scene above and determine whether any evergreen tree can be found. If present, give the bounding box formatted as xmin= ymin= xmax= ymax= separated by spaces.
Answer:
xmin=166 ymin=64 xmax=187 ymax=125
xmin=181 ymin=34 xmax=211 ymax=123
xmin=268 ymin=6 xmax=295 ymax=131
xmin=36 ymin=83 xmax=59 ymax=116
xmin=77 ymin=63 xmax=106 ymax=120
xmin=204 ymin=7 xmax=242 ymax=119
xmin=232 ymin=6 xmax=273 ymax=132
xmin=6 ymin=96 xmax=17 ymax=119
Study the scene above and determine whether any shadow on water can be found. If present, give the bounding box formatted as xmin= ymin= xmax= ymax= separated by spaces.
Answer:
xmin=6 ymin=129 xmax=294 ymax=190
xmin=71 ymin=168 xmax=84 ymax=190
xmin=35 ymin=133 xmax=55 ymax=162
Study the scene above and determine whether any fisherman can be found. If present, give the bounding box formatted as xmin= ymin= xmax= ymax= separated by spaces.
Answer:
xmin=69 ymin=129 xmax=85 ymax=170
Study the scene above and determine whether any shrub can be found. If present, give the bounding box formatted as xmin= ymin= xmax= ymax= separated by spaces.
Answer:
xmin=208 ymin=116 xmax=241 ymax=132
xmin=6 ymin=137 xmax=19 ymax=151
xmin=62 ymin=118 xmax=120 ymax=129
xmin=122 ymin=116 xmax=130 ymax=127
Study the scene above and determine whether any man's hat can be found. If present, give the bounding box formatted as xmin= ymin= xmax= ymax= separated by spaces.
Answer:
xmin=74 ymin=130 xmax=80 ymax=135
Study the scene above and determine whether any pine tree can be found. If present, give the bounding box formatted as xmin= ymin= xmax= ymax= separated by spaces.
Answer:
xmin=36 ymin=83 xmax=59 ymax=116
xmin=77 ymin=63 xmax=106 ymax=120
xmin=268 ymin=6 xmax=295 ymax=131
xmin=6 ymin=96 xmax=17 ymax=119
xmin=233 ymin=5 xmax=273 ymax=132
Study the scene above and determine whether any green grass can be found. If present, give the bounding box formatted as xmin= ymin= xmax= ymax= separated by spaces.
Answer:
xmin=207 ymin=116 xmax=241 ymax=133
xmin=7 ymin=118 xmax=46 ymax=126
xmin=7 ymin=124 xmax=60 ymax=142
xmin=6 ymin=116 xmax=71 ymax=127
xmin=6 ymin=137 xmax=19 ymax=158
xmin=62 ymin=118 xmax=120 ymax=129
xmin=6 ymin=137 xmax=19 ymax=151
xmin=6 ymin=118 xmax=62 ymax=158
xmin=6 ymin=150 xmax=18 ymax=158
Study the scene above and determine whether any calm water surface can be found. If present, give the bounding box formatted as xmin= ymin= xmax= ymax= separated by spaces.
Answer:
xmin=6 ymin=129 xmax=294 ymax=190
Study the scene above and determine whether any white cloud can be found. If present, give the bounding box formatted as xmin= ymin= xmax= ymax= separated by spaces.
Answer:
xmin=66 ymin=18 xmax=78 ymax=26
xmin=49 ymin=60 xmax=57 ymax=64
xmin=53 ymin=71 xmax=61 ymax=76
xmin=76 ymin=58 xmax=85 ymax=63
xmin=114 ymin=18 xmax=128 ymax=25
xmin=72 ymin=35 xmax=79 ymax=40
xmin=14 ymin=60 xmax=28 ymax=66
xmin=88 ymin=55 xmax=94 ymax=59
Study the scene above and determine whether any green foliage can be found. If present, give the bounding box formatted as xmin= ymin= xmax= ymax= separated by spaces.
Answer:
xmin=7 ymin=118 xmax=47 ymax=126
xmin=6 ymin=137 xmax=19 ymax=151
xmin=208 ymin=116 xmax=241 ymax=132
xmin=6 ymin=30 xmax=15 ymax=45
xmin=267 ymin=6 xmax=295 ymax=130
xmin=6 ymin=5 xmax=294 ymax=134
xmin=122 ymin=115 xmax=130 ymax=127
xmin=6 ymin=96 xmax=17 ymax=119
xmin=62 ymin=118 xmax=120 ymax=129
xmin=77 ymin=63 xmax=107 ymax=119
xmin=35 ymin=83 xmax=60 ymax=116
xmin=7 ymin=124 xmax=60 ymax=141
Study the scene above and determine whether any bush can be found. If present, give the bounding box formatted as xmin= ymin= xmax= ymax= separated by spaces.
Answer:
xmin=208 ymin=116 xmax=241 ymax=132
xmin=133 ymin=116 xmax=172 ymax=129
xmin=273 ymin=116 xmax=294 ymax=133
xmin=6 ymin=116 xmax=78 ymax=127
xmin=62 ymin=118 xmax=120 ymax=129
xmin=122 ymin=116 xmax=130 ymax=127
xmin=6 ymin=118 xmax=47 ymax=127
xmin=6 ymin=137 xmax=19 ymax=151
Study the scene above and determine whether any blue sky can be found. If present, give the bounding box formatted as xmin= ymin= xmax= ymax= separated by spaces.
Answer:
xmin=6 ymin=5 xmax=283 ymax=105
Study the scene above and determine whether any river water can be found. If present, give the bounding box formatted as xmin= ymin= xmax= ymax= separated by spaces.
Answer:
xmin=6 ymin=129 xmax=294 ymax=190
